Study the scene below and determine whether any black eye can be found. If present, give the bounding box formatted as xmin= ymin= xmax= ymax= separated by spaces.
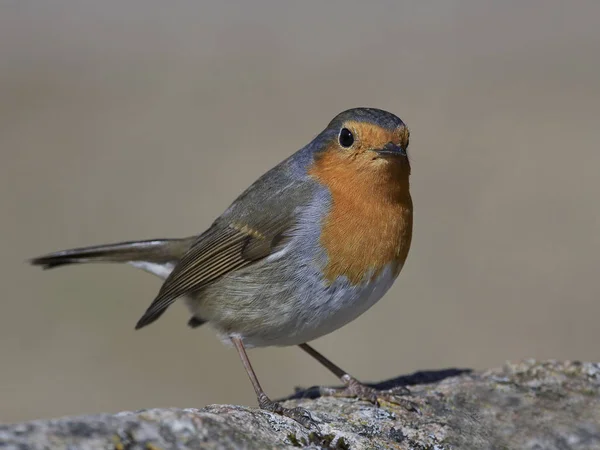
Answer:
xmin=338 ymin=128 xmax=354 ymax=148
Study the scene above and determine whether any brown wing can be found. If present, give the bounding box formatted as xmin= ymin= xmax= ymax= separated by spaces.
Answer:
xmin=134 ymin=224 xmax=277 ymax=329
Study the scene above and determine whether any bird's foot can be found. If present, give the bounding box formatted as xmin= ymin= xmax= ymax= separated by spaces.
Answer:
xmin=319 ymin=375 xmax=420 ymax=414
xmin=258 ymin=393 xmax=318 ymax=429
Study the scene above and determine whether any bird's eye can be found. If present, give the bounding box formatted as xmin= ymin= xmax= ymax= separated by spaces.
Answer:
xmin=338 ymin=128 xmax=354 ymax=148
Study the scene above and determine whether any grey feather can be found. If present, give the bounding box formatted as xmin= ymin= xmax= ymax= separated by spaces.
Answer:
xmin=30 ymin=239 xmax=194 ymax=269
xmin=134 ymin=153 xmax=319 ymax=330
xmin=187 ymin=316 xmax=206 ymax=328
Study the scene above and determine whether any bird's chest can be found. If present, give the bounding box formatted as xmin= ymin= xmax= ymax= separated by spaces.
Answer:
xmin=318 ymin=190 xmax=413 ymax=286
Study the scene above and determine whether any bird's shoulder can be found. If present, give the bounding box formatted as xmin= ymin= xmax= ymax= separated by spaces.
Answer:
xmin=214 ymin=148 xmax=323 ymax=241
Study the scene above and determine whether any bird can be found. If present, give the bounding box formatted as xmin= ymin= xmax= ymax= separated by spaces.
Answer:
xmin=30 ymin=107 xmax=413 ymax=428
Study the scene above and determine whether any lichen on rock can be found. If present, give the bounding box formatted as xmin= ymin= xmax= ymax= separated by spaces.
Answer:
xmin=1 ymin=360 xmax=598 ymax=449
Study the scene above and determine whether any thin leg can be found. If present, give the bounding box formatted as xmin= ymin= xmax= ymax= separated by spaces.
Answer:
xmin=298 ymin=343 xmax=418 ymax=413
xmin=231 ymin=337 xmax=317 ymax=428
xmin=298 ymin=343 xmax=348 ymax=379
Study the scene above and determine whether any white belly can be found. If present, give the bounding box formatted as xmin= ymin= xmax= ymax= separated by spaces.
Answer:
xmin=127 ymin=258 xmax=401 ymax=349
xmin=236 ymin=263 xmax=400 ymax=348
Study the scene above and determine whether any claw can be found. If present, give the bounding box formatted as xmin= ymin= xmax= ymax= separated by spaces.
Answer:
xmin=318 ymin=376 xmax=419 ymax=414
xmin=258 ymin=394 xmax=319 ymax=429
xmin=376 ymin=392 xmax=421 ymax=415
xmin=284 ymin=406 xmax=319 ymax=429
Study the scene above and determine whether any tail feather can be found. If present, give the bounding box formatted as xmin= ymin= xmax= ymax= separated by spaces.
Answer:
xmin=30 ymin=238 xmax=193 ymax=270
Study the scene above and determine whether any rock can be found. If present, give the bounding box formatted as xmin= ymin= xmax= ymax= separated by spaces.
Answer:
xmin=1 ymin=360 xmax=599 ymax=449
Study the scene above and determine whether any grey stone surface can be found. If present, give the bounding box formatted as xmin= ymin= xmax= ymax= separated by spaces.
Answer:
xmin=1 ymin=360 xmax=599 ymax=449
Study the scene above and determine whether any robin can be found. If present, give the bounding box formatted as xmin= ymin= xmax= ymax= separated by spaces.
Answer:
xmin=31 ymin=107 xmax=413 ymax=427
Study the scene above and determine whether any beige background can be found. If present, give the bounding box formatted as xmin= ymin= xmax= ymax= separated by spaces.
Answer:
xmin=1 ymin=1 xmax=599 ymax=423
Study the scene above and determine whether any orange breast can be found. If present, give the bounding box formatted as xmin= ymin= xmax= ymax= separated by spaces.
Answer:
xmin=309 ymin=147 xmax=413 ymax=285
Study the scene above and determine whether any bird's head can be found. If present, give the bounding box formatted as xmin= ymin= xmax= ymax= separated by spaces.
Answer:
xmin=309 ymin=108 xmax=411 ymax=198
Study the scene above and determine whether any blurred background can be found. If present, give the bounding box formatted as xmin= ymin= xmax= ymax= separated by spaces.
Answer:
xmin=1 ymin=1 xmax=599 ymax=424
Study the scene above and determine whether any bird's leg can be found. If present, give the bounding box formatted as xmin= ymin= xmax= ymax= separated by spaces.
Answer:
xmin=298 ymin=343 xmax=418 ymax=412
xmin=231 ymin=337 xmax=317 ymax=428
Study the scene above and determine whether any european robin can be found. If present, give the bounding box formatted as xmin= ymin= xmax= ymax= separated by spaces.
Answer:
xmin=31 ymin=107 xmax=413 ymax=427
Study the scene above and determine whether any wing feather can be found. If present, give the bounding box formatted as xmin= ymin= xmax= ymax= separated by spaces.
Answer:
xmin=135 ymin=226 xmax=258 ymax=329
xmin=134 ymin=157 xmax=318 ymax=330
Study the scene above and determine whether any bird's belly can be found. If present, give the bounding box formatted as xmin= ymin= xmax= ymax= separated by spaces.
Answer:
xmin=196 ymin=262 xmax=400 ymax=348
xmin=269 ymin=265 xmax=399 ymax=347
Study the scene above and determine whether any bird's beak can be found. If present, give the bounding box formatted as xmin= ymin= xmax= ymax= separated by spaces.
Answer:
xmin=375 ymin=141 xmax=407 ymax=158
